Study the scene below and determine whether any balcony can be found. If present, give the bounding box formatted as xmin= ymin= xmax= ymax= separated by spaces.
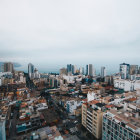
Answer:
xmin=87 ymin=116 xmax=92 ymax=123
xmin=87 ymin=107 xmax=93 ymax=114
xmin=87 ymin=113 xmax=93 ymax=120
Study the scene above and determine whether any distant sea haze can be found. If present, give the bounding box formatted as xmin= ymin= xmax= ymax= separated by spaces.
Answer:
xmin=0 ymin=61 xmax=120 ymax=74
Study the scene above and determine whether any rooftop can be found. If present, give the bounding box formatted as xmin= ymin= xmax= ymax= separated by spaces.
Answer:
xmin=105 ymin=109 xmax=140 ymax=137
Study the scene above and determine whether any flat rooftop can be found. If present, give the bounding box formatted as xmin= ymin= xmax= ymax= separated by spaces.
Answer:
xmin=106 ymin=109 xmax=140 ymax=137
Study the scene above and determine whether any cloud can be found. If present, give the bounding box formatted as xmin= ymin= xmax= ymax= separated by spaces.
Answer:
xmin=0 ymin=0 xmax=140 ymax=73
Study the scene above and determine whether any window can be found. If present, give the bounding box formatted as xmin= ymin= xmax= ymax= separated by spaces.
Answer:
xmin=108 ymin=120 xmax=111 ymax=125
xmin=114 ymin=134 xmax=117 ymax=140
xmin=103 ymin=117 xmax=107 ymax=123
xmin=128 ymin=132 xmax=134 ymax=139
xmin=94 ymin=113 xmax=97 ymax=116
xmin=124 ymin=129 xmax=127 ymax=137
xmin=93 ymin=132 xmax=96 ymax=136
xmin=136 ymin=136 xmax=140 ymax=140
xmin=103 ymin=122 xmax=106 ymax=126
xmin=93 ymin=124 xmax=96 ymax=128
xmin=93 ymin=117 xmax=97 ymax=120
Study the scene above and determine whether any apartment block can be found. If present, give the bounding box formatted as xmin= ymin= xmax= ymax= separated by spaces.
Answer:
xmin=114 ymin=79 xmax=140 ymax=91
xmin=102 ymin=110 xmax=140 ymax=140
xmin=82 ymin=102 xmax=104 ymax=139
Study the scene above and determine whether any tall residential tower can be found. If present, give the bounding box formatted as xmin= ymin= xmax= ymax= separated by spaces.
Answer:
xmin=28 ymin=63 xmax=34 ymax=78
xmin=3 ymin=62 xmax=14 ymax=73
xmin=101 ymin=67 xmax=106 ymax=78
xmin=120 ymin=63 xmax=130 ymax=79
xmin=86 ymin=64 xmax=95 ymax=76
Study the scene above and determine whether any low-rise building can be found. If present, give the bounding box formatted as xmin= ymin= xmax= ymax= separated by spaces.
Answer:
xmin=31 ymin=125 xmax=63 ymax=140
xmin=114 ymin=79 xmax=140 ymax=91
xmin=66 ymin=100 xmax=82 ymax=114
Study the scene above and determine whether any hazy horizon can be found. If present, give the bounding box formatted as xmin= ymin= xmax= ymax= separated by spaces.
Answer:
xmin=3 ymin=61 xmax=135 ymax=75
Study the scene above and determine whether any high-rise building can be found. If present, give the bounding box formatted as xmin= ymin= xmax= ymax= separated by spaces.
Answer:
xmin=72 ymin=65 xmax=77 ymax=74
xmin=86 ymin=64 xmax=94 ymax=76
xmin=89 ymin=64 xmax=93 ymax=76
xmin=138 ymin=67 xmax=140 ymax=74
xmin=101 ymin=67 xmax=106 ymax=78
xmin=120 ymin=63 xmax=130 ymax=79
xmin=82 ymin=101 xmax=104 ymax=139
xmin=28 ymin=63 xmax=34 ymax=78
xmin=86 ymin=65 xmax=88 ymax=75
xmin=71 ymin=65 xmax=77 ymax=74
xmin=60 ymin=68 xmax=67 ymax=75
xmin=102 ymin=110 xmax=140 ymax=140
xmin=79 ymin=67 xmax=84 ymax=75
xmin=34 ymin=68 xmax=40 ymax=79
xmin=67 ymin=64 xmax=72 ymax=74
xmin=3 ymin=62 xmax=14 ymax=73
xmin=82 ymin=67 xmax=84 ymax=75
xmin=129 ymin=65 xmax=138 ymax=75
xmin=49 ymin=77 xmax=55 ymax=88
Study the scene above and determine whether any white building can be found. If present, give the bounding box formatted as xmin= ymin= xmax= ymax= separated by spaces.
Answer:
xmin=130 ymin=74 xmax=140 ymax=81
xmin=36 ymin=103 xmax=48 ymax=111
xmin=87 ymin=91 xmax=96 ymax=102
xmin=79 ymin=67 xmax=84 ymax=75
xmin=34 ymin=68 xmax=40 ymax=79
xmin=114 ymin=79 xmax=140 ymax=91
xmin=134 ymin=81 xmax=140 ymax=91
xmin=72 ymin=65 xmax=77 ymax=74
xmin=19 ymin=72 xmax=26 ymax=83
xmin=66 ymin=100 xmax=82 ymax=114
xmin=62 ymin=75 xmax=75 ymax=84
xmin=0 ymin=72 xmax=12 ymax=77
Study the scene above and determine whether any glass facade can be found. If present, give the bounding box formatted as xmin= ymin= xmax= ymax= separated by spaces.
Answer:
xmin=67 ymin=64 xmax=72 ymax=73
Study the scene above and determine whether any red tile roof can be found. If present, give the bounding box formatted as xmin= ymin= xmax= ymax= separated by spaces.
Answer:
xmin=82 ymin=99 xmax=87 ymax=102
xmin=128 ymin=97 xmax=137 ymax=102
xmin=105 ymin=104 xmax=115 ymax=109
xmin=89 ymin=100 xmax=99 ymax=105
xmin=83 ymin=103 xmax=88 ymax=105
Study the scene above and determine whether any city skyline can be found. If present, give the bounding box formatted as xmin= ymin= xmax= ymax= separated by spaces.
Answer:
xmin=1 ymin=62 xmax=140 ymax=77
xmin=0 ymin=0 xmax=140 ymax=72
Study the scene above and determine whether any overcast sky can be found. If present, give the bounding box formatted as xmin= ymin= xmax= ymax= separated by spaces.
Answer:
xmin=0 ymin=0 xmax=140 ymax=73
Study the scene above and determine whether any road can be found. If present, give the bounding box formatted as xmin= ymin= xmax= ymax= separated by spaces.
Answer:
xmin=7 ymin=92 xmax=18 ymax=140
xmin=8 ymin=109 xmax=18 ymax=140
